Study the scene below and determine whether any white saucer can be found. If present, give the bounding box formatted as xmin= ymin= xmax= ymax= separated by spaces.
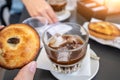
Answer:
xmin=57 ymin=10 xmax=71 ymax=21
xmin=50 ymin=49 xmax=99 ymax=80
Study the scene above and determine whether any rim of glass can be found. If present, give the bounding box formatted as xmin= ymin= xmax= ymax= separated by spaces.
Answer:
xmin=42 ymin=22 xmax=89 ymax=52
xmin=47 ymin=0 xmax=67 ymax=3
xmin=22 ymin=16 xmax=48 ymax=26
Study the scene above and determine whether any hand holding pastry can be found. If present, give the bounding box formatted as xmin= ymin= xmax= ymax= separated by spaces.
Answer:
xmin=14 ymin=61 xmax=37 ymax=80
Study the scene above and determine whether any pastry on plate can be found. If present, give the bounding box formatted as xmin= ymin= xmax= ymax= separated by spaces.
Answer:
xmin=0 ymin=24 xmax=40 ymax=69
xmin=88 ymin=22 xmax=120 ymax=40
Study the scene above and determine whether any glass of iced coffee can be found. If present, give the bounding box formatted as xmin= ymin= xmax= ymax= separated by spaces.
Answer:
xmin=47 ymin=0 xmax=67 ymax=15
xmin=42 ymin=22 xmax=89 ymax=73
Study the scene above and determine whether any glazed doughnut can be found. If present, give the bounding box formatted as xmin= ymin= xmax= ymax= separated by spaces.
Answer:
xmin=0 ymin=24 xmax=40 ymax=69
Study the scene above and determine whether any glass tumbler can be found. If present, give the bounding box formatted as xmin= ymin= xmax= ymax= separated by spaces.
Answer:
xmin=47 ymin=0 xmax=67 ymax=15
xmin=23 ymin=16 xmax=48 ymax=37
xmin=42 ymin=22 xmax=89 ymax=73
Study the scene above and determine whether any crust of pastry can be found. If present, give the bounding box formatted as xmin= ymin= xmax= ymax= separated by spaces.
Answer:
xmin=0 ymin=24 xmax=40 ymax=69
xmin=88 ymin=22 xmax=120 ymax=40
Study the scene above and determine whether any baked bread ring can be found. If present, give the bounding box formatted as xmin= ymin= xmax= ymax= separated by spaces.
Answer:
xmin=88 ymin=22 xmax=120 ymax=40
xmin=0 ymin=24 xmax=40 ymax=69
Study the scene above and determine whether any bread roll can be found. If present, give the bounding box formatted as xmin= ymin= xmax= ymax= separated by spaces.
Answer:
xmin=0 ymin=24 xmax=40 ymax=69
xmin=88 ymin=22 xmax=120 ymax=40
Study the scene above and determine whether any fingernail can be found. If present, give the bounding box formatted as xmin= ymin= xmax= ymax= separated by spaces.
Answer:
xmin=0 ymin=25 xmax=5 ymax=28
xmin=29 ymin=61 xmax=37 ymax=73
xmin=1 ymin=25 xmax=4 ymax=27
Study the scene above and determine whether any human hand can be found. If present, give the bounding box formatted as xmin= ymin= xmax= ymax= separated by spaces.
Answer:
xmin=0 ymin=25 xmax=4 ymax=29
xmin=14 ymin=61 xmax=37 ymax=80
xmin=22 ymin=0 xmax=58 ymax=24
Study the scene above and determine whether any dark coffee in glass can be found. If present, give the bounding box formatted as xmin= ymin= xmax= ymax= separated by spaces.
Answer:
xmin=48 ymin=0 xmax=67 ymax=12
xmin=42 ymin=23 xmax=89 ymax=73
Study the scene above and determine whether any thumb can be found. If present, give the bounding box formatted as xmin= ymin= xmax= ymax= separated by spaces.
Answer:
xmin=0 ymin=25 xmax=4 ymax=29
xmin=14 ymin=61 xmax=37 ymax=80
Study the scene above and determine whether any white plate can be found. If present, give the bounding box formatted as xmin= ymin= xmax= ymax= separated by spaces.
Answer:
xmin=50 ymin=49 xmax=99 ymax=80
xmin=57 ymin=10 xmax=71 ymax=21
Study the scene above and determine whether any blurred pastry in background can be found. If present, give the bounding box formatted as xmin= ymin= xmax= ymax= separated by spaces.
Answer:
xmin=88 ymin=22 xmax=120 ymax=40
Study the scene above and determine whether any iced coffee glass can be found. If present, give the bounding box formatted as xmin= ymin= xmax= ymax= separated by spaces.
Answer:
xmin=47 ymin=0 xmax=67 ymax=15
xmin=42 ymin=22 xmax=89 ymax=73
